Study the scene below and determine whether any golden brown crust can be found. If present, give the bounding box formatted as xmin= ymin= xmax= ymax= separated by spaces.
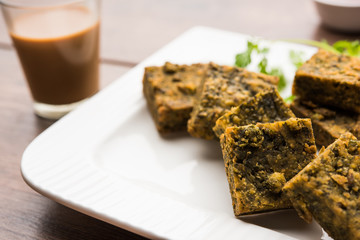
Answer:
xmin=290 ymin=99 xmax=360 ymax=148
xmin=187 ymin=63 xmax=277 ymax=140
xmin=213 ymin=89 xmax=294 ymax=138
xmin=292 ymin=49 xmax=360 ymax=113
xmin=143 ymin=62 xmax=207 ymax=133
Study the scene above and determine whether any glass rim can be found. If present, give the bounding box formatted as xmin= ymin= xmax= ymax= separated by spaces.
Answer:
xmin=0 ymin=0 xmax=95 ymax=10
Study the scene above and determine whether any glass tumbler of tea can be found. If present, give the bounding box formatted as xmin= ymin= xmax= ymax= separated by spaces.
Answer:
xmin=1 ymin=0 xmax=100 ymax=120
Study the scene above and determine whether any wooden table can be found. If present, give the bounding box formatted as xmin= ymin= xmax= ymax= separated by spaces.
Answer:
xmin=0 ymin=0 xmax=358 ymax=239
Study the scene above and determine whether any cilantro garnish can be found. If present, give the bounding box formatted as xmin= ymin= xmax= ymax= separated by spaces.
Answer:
xmin=235 ymin=40 xmax=287 ymax=92
xmin=287 ymin=39 xmax=360 ymax=57
xmin=284 ymin=95 xmax=296 ymax=104
xmin=235 ymin=41 xmax=267 ymax=68
xmin=289 ymin=50 xmax=305 ymax=69
xmin=269 ymin=68 xmax=286 ymax=92
xmin=234 ymin=38 xmax=359 ymax=96
xmin=332 ymin=40 xmax=360 ymax=57
xmin=235 ymin=50 xmax=252 ymax=68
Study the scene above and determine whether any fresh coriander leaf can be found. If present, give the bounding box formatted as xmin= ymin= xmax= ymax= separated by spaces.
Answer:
xmin=235 ymin=40 xmax=264 ymax=68
xmin=349 ymin=40 xmax=360 ymax=56
xmin=284 ymin=95 xmax=295 ymax=103
xmin=286 ymin=39 xmax=341 ymax=54
xmin=276 ymin=74 xmax=287 ymax=92
xmin=332 ymin=40 xmax=352 ymax=53
xmin=259 ymin=47 xmax=270 ymax=54
xmin=269 ymin=68 xmax=286 ymax=92
xmin=235 ymin=41 xmax=253 ymax=67
xmin=247 ymin=40 xmax=259 ymax=52
xmin=332 ymin=40 xmax=360 ymax=57
xmin=255 ymin=53 xmax=287 ymax=92
xmin=257 ymin=57 xmax=268 ymax=74
xmin=235 ymin=51 xmax=252 ymax=67
xmin=286 ymin=39 xmax=360 ymax=57
xmin=257 ymin=47 xmax=270 ymax=73
xmin=289 ymin=50 xmax=305 ymax=69
xmin=235 ymin=39 xmax=288 ymax=92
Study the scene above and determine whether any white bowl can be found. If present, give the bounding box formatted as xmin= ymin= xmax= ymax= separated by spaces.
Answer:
xmin=314 ymin=0 xmax=360 ymax=32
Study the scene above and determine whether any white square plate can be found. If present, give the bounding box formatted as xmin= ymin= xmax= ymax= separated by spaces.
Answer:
xmin=21 ymin=26 xmax=326 ymax=240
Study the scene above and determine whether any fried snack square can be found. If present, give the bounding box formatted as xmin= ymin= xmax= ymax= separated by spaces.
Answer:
xmin=213 ymin=89 xmax=294 ymax=138
xmin=290 ymin=99 xmax=360 ymax=147
xmin=293 ymin=49 xmax=360 ymax=113
xmin=143 ymin=62 xmax=207 ymax=133
xmin=283 ymin=132 xmax=360 ymax=240
xmin=188 ymin=63 xmax=278 ymax=140
xmin=220 ymin=118 xmax=317 ymax=216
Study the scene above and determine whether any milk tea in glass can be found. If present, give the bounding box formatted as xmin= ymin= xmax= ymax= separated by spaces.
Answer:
xmin=1 ymin=0 xmax=100 ymax=119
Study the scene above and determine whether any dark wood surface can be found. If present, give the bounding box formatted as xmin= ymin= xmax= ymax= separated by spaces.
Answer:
xmin=0 ymin=0 xmax=359 ymax=239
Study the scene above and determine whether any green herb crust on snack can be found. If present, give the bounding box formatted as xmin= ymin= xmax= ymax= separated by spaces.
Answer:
xmin=188 ymin=63 xmax=278 ymax=140
xmin=213 ymin=89 xmax=294 ymax=138
xmin=283 ymin=132 xmax=360 ymax=240
xmin=220 ymin=118 xmax=317 ymax=216
xmin=143 ymin=62 xmax=207 ymax=133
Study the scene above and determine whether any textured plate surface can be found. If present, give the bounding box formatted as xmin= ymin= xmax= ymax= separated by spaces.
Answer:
xmin=22 ymin=26 xmax=324 ymax=240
